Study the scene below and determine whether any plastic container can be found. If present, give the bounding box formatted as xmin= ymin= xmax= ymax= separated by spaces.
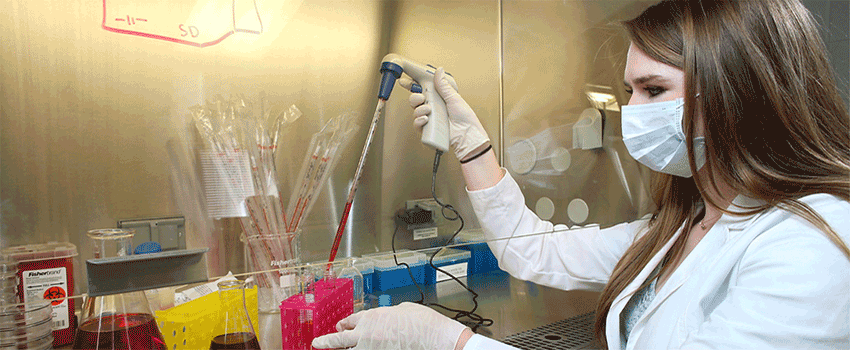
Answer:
xmin=1 ymin=242 xmax=78 ymax=347
xmin=279 ymin=277 xmax=352 ymax=350
xmin=378 ymin=294 xmax=391 ymax=307
xmin=352 ymin=258 xmax=375 ymax=297
xmin=422 ymin=248 xmax=471 ymax=284
xmin=154 ymin=285 xmax=259 ymax=349
xmin=337 ymin=260 xmax=364 ymax=313
xmin=0 ymin=300 xmax=54 ymax=350
xmin=364 ymin=250 xmax=426 ymax=292
xmin=454 ymin=229 xmax=502 ymax=275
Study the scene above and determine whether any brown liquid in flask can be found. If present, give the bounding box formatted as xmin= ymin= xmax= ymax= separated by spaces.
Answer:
xmin=210 ymin=280 xmax=261 ymax=350
xmin=72 ymin=228 xmax=167 ymax=350
xmin=210 ymin=332 xmax=262 ymax=350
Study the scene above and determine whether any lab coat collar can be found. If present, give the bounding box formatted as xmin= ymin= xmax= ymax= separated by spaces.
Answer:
xmin=607 ymin=195 xmax=765 ymax=349
xmin=719 ymin=194 xmax=765 ymax=231
xmin=606 ymin=221 xmax=688 ymax=349
xmin=611 ymin=194 xmax=763 ymax=297
xmin=613 ymin=222 xmax=734 ymax=350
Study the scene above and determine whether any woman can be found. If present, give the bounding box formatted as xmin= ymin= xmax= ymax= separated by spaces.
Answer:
xmin=313 ymin=0 xmax=850 ymax=349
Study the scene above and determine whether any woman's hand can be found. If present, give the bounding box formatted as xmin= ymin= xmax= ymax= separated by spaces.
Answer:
xmin=400 ymin=68 xmax=490 ymax=162
xmin=311 ymin=302 xmax=470 ymax=350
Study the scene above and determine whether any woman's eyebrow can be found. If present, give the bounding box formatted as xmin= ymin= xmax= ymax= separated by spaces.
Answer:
xmin=623 ymin=74 xmax=665 ymax=88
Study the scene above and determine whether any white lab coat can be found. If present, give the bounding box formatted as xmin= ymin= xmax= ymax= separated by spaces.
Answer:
xmin=461 ymin=171 xmax=850 ymax=350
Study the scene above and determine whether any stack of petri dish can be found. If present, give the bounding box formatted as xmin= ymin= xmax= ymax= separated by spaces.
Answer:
xmin=0 ymin=301 xmax=54 ymax=349
xmin=0 ymin=259 xmax=17 ymax=305
xmin=0 ymin=258 xmax=53 ymax=350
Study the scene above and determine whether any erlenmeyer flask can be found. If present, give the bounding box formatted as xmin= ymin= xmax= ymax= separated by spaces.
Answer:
xmin=72 ymin=228 xmax=167 ymax=350
xmin=210 ymin=280 xmax=261 ymax=350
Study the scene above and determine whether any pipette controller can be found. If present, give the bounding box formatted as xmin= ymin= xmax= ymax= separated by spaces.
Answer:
xmin=378 ymin=53 xmax=458 ymax=152
xmin=328 ymin=54 xmax=458 ymax=265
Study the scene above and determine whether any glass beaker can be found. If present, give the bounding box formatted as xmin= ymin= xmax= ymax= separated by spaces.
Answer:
xmin=241 ymin=230 xmax=300 ymax=350
xmin=72 ymin=228 xmax=167 ymax=350
xmin=242 ymin=230 xmax=301 ymax=313
xmin=210 ymin=280 xmax=261 ymax=350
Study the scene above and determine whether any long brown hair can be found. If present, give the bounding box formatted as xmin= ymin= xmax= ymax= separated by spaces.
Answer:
xmin=593 ymin=0 xmax=850 ymax=347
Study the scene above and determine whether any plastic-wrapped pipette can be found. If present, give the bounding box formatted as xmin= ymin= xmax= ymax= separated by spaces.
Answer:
xmin=291 ymin=125 xmax=355 ymax=232
xmin=287 ymin=134 xmax=329 ymax=231
xmin=286 ymin=119 xmax=336 ymax=231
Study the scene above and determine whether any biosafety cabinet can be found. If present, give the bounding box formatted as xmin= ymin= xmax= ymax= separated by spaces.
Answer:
xmin=1 ymin=0 xmax=846 ymax=348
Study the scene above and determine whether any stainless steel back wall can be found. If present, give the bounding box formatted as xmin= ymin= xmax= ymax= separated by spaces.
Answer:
xmin=1 ymin=0 xmax=398 ymax=283
xmin=1 ymin=0 xmax=659 ymax=296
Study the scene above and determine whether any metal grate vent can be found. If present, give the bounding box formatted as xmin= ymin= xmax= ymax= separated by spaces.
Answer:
xmin=502 ymin=312 xmax=599 ymax=350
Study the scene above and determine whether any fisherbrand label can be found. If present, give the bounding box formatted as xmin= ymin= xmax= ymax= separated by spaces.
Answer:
xmin=23 ymin=267 xmax=70 ymax=330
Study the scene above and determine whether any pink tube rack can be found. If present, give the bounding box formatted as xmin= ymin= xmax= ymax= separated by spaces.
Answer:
xmin=280 ymin=277 xmax=353 ymax=350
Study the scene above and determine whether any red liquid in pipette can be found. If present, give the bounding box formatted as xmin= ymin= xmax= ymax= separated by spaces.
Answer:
xmin=328 ymin=202 xmax=353 ymax=264
xmin=328 ymin=99 xmax=385 ymax=266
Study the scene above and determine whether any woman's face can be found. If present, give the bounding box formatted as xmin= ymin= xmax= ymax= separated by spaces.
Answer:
xmin=623 ymin=43 xmax=685 ymax=106
xmin=623 ymin=42 xmax=711 ymax=175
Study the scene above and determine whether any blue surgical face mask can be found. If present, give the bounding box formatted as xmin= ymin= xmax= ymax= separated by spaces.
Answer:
xmin=621 ymin=98 xmax=705 ymax=178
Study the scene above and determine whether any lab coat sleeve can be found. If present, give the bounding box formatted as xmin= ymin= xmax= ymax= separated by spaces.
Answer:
xmin=462 ymin=334 xmax=522 ymax=350
xmin=467 ymin=170 xmax=646 ymax=291
xmin=681 ymin=219 xmax=850 ymax=349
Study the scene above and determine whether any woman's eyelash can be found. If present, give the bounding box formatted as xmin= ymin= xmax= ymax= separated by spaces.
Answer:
xmin=646 ymin=87 xmax=665 ymax=97
xmin=623 ymin=86 xmax=665 ymax=97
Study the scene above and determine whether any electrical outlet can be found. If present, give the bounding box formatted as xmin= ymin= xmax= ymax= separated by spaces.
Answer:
xmin=406 ymin=198 xmax=443 ymax=226
xmin=403 ymin=198 xmax=445 ymax=241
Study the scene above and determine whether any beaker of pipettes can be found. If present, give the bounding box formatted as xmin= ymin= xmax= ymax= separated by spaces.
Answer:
xmin=72 ymin=228 xmax=167 ymax=350
xmin=210 ymin=280 xmax=261 ymax=350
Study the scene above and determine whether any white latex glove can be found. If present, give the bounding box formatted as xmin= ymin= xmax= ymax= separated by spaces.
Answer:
xmin=399 ymin=68 xmax=490 ymax=161
xmin=311 ymin=302 xmax=469 ymax=350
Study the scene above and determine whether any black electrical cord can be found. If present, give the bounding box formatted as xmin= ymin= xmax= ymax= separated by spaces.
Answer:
xmin=391 ymin=150 xmax=493 ymax=331
xmin=391 ymin=222 xmax=426 ymax=304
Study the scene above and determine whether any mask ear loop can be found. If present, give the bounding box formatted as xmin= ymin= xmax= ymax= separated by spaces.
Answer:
xmin=689 ymin=91 xmax=716 ymax=203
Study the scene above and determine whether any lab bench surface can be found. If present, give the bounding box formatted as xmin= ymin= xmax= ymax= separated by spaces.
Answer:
xmin=368 ymin=270 xmax=600 ymax=342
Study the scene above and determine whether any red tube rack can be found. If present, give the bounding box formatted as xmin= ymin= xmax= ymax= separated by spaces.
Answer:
xmin=280 ymin=277 xmax=353 ymax=350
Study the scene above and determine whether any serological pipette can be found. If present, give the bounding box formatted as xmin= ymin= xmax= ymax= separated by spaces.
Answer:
xmin=328 ymin=99 xmax=387 ymax=265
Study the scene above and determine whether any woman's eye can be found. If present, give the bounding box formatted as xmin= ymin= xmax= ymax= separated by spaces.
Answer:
xmin=645 ymin=87 xmax=665 ymax=97
xmin=624 ymin=87 xmax=633 ymax=95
